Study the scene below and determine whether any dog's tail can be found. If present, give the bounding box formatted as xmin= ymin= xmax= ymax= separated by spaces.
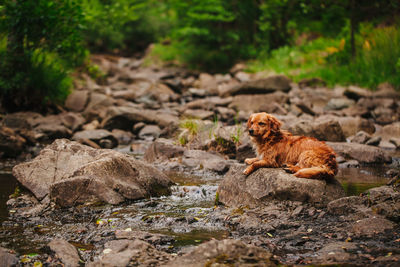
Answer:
xmin=294 ymin=165 xmax=336 ymax=179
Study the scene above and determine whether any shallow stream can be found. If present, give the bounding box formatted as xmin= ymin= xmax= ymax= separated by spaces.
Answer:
xmin=0 ymin=158 xmax=395 ymax=258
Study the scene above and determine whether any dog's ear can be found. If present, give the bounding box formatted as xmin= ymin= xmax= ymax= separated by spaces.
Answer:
xmin=247 ymin=114 xmax=253 ymax=129
xmin=268 ymin=116 xmax=282 ymax=132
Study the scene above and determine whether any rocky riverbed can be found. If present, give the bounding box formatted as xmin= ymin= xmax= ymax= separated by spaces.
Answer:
xmin=0 ymin=54 xmax=399 ymax=266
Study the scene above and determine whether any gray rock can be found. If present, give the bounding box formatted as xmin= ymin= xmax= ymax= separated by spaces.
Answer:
xmin=348 ymin=131 xmax=371 ymax=144
xmin=164 ymin=239 xmax=276 ymax=267
xmin=48 ymin=239 xmax=80 ymax=267
xmin=12 ymin=139 xmax=172 ymax=206
xmin=60 ymin=112 xmax=86 ymax=132
xmin=228 ymin=92 xmax=289 ymax=112
xmin=64 ymin=90 xmax=90 ymax=112
xmin=221 ymin=75 xmax=291 ymax=97
xmin=101 ymin=106 xmax=179 ymax=130
xmin=217 ymin=164 xmax=345 ymax=208
xmin=111 ymin=129 xmax=134 ymax=145
xmin=327 ymin=196 xmax=367 ymax=215
xmin=327 ymin=142 xmax=392 ymax=164
xmin=344 ymin=86 xmax=372 ymax=101
xmin=351 ymin=217 xmax=395 ymax=237
xmin=138 ymin=125 xmax=161 ymax=141
xmin=288 ymin=119 xmax=345 ymax=142
xmin=182 ymin=150 xmax=231 ymax=174
xmin=366 ymin=186 xmax=400 ymax=222
xmin=365 ymin=136 xmax=381 ymax=146
xmin=0 ymin=127 xmax=26 ymax=157
xmin=144 ymin=138 xmax=185 ymax=163
xmin=335 ymin=116 xmax=375 ymax=137
xmin=339 ymin=160 xmax=360 ymax=168
xmin=313 ymin=242 xmax=358 ymax=264
xmin=82 ymin=93 xmax=116 ymax=121
xmin=183 ymin=109 xmax=214 ymax=120
xmin=184 ymin=96 xmax=233 ymax=110
xmin=325 ymin=98 xmax=355 ymax=111
xmin=0 ymin=247 xmax=18 ymax=267
xmin=115 ymin=230 xmax=174 ymax=247
xmin=88 ymin=239 xmax=171 ymax=267
xmin=72 ymin=129 xmax=118 ymax=148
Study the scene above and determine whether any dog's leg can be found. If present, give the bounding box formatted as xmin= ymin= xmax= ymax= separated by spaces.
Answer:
xmin=244 ymin=158 xmax=258 ymax=165
xmin=243 ymin=160 xmax=276 ymax=176
xmin=282 ymin=164 xmax=301 ymax=174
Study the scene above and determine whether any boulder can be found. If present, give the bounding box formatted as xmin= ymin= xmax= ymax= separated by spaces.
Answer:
xmin=47 ymin=239 xmax=80 ymax=267
xmin=351 ymin=217 xmax=395 ymax=237
xmin=228 ymin=92 xmax=289 ymax=112
xmin=313 ymin=242 xmax=358 ymax=264
xmin=0 ymin=126 xmax=26 ymax=157
xmin=165 ymin=239 xmax=276 ymax=267
xmin=183 ymin=109 xmax=214 ymax=120
xmin=182 ymin=150 xmax=231 ymax=174
xmin=221 ymin=75 xmax=291 ymax=97
xmin=72 ymin=129 xmax=118 ymax=148
xmin=324 ymin=98 xmax=355 ymax=111
xmin=64 ymin=90 xmax=90 ymax=112
xmin=138 ymin=125 xmax=161 ymax=141
xmin=287 ymin=119 xmax=345 ymax=142
xmin=59 ymin=112 xmax=86 ymax=132
xmin=111 ymin=129 xmax=134 ymax=145
xmin=82 ymin=93 xmax=116 ymax=121
xmin=331 ymin=116 xmax=375 ymax=137
xmin=327 ymin=196 xmax=367 ymax=216
xmin=144 ymin=138 xmax=185 ymax=163
xmin=348 ymin=131 xmax=371 ymax=144
xmin=88 ymin=239 xmax=171 ymax=267
xmin=365 ymin=186 xmax=400 ymax=222
xmin=217 ymin=164 xmax=345 ymax=208
xmin=184 ymin=96 xmax=233 ymax=110
xmin=0 ymin=247 xmax=18 ymax=267
xmin=327 ymin=142 xmax=392 ymax=164
xmin=344 ymin=86 xmax=372 ymax=101
xmin=101 ymin=106 xmax=179 ymax=130
xmin=12 ymin=139 xmax=172 ymax=206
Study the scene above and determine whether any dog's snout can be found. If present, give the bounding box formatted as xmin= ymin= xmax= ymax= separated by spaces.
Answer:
xmin=249 ymin=129 xmax=254 ymax=135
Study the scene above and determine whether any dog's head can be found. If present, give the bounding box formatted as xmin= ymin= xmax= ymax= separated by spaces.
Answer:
xmin=247 ymin=112 xmax=282 ymax=137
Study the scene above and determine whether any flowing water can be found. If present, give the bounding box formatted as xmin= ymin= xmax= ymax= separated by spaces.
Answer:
xmin=0 ymin=158 xmax=395 ymax=256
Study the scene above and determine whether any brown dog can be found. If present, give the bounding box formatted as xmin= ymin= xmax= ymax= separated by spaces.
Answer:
xmin=244 ymin=112 xmax=337 ymax=179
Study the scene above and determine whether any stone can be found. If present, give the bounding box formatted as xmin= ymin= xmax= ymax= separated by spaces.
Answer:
xmin=365 ymin=186 xmax=400 ymax=222
xmin=0 ymin=126 xmax=26 ymax=158
xmin=115 ymin=230 xmax=174 ymax=247
xmin=88 ymin=239 xmax=171 ymax=267
xmin=64 ymin=90 xmax=90 ymax=112
xmin=48 ymin=239 xmax=80 ymax=267
xmin=339 ymin=160 xmax=360 ymax=168
xmin=72 ymin=129 xmax=118 ymax=148
xmin=348 ymin=131 xmax=371 ymax=144
xmin=165 ymin=239 xmax=276 ymax=267
xmin=0 ymin=247 xmax=18 ymax=267
xmin=221 ymin=75 xmax=291 ymax=97
xmin=228 ymin=92 xmax=289 ymax=112
xmin=197 ymin=73 xmax=218 ymax=95
xmin=138 ymin=125 xmax=161 ymax=141
xmin=374 ymin=82 xmax=400 ymax=99
xmin=101 ymin=106 xmax=179 ymax=130
xmin=183 ymin=109 xmax=214 ymax=120
xmin=82 ymin=93 xmax=115 ymax=121
xmin=217 ymin=164 xmax=345 ymax=208
xmin=314 ymin=242 xmax=358 ymax=264
xmin=184 ymin=96 xmax=233 ymax=110
xmin=3 ymin=111 xmax=42 ymax=129
xmin=182 ymin=150 xmax=231 ymax=174
xmin=344 ymin=86 xmax=372 ymax=101
xmin=111 ymin=129 xmax=134 ymax=145
xmin=327 ymin=196 xmax=367 ymax=215
xmin=351 ymin=217 xmax=395 ymax=237
xmin=298 ymin=77 xmax=326 ymax=88
xmin=288 ymin=119 xmax=345 ymax=142
xmin=326 ymin=116 xmax=375 ymax=137
xmin=325 ymin=98 xmax=355 ymax=111
xmin=327 ymin=142 xmax=392 ymax=164
xmin=12 ymin=139 xmax=172 ymax=206
xmin=365 ymin=136 xmax=381 ymax=146
xmin=60 ymin=112 xmax=86 ymax=132
xmin=374 ymin=122 xmax=400 ymax=142
xmin=143 ymin=138 xmax=185 ymax=163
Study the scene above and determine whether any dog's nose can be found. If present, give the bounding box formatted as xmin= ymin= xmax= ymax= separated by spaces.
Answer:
xmin=249 ymin=129 xmax=254 ymax=135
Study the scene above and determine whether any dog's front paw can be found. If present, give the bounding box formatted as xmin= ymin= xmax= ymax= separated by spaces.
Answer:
xmin=245 ymin=158 xmax=257 ymax=165
xmin=243 ymin=166 xmax=253 ymax=176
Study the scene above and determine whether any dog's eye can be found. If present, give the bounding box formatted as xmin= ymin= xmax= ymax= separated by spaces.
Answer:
xmin=258 ymin=122 xmax=266 ymax=126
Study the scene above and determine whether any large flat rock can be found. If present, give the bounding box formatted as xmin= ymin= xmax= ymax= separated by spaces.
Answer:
xmin=217 ymin=164 xmax=345 ymax=208
xmin=12 ymin=139 xmax=172 ymax=207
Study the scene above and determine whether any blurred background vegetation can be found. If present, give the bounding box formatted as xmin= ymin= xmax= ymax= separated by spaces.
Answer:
xmin=0 ymin=0 xmax=399 ymax=110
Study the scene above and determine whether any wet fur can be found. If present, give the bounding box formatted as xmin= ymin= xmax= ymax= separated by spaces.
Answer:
xmin=244 ymin=112 xmax=338 ymax=179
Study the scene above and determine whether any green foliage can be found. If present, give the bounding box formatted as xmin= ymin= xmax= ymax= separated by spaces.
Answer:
xmin=82 ymin=0 xmax=173 ymax=53
xmin=180 ymin=119 xmax=199 ymax=136
xmin=0 ymin=0 xmax=85 ymax=110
